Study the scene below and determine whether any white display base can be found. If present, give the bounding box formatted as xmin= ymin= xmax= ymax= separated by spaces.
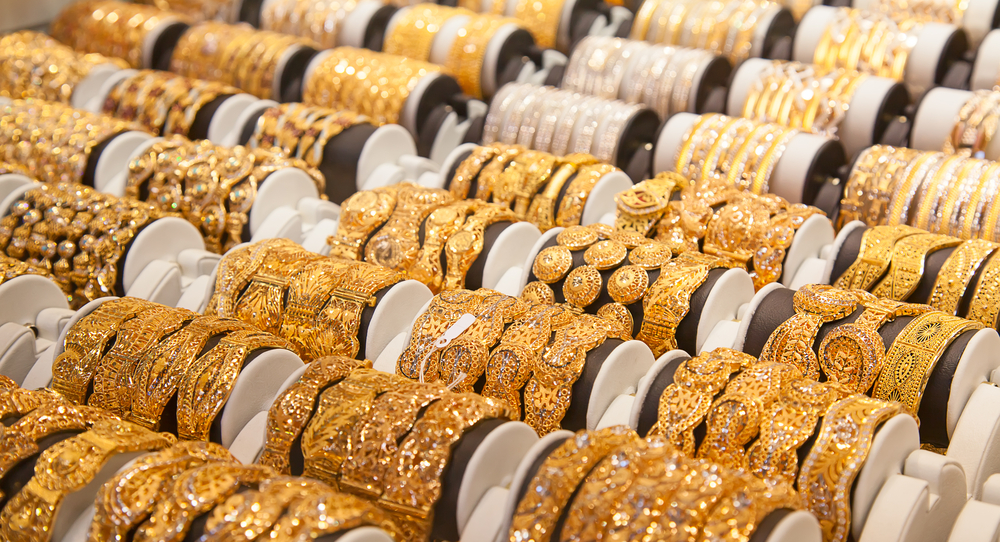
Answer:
xmin=70 ymin=64 xmax=123 ymax=111
xmin=50 ymin=450 xmax=149 ymax=542
xmin=959 ymin=0 xmax=998 ymax=47
xmin=92 ymin=131 xmax=155 ymax=191
xmin=271 ymin=43 xmax=309 ymax=101
xmin=140 ymin=17 xmax=185 ymax=69
xmin=81 ymin=68 xmax=136 ymax=113
xmin=0 ymin=175 xmax=36 ymax=208
xmin=220 ymin=98 xmax=278 ymax=147
xmin=948 ymin=498 xmax=1000 ymax=542
xmin=121 ymin=216 xmax=206 ymax=294
xmin=904 ymin=22 xmax=960 ymax=99
xmin=695 ymin=267 xmax=757 ymax=353
xmin=426 ymin=13 xmax=473 ymax=66
xmin=971 ymin=30 xmax=1000 ymax=91
xmin=726 ymin=58 xmax=775 ymax=117
xmin=839 ymin=76 xmax=901 ymax=158
xmin=338 ymin=0 xmax=386 ymax=48
xmin=788 ymin=219 xmax=867 ymax=287
xmin=0 ymin=275 xmax=72 ymax=386
xmin=912 ymin=87 xmax=971 ymax=154
xmin=206 ymin=93 xmax=261 ymax=144
xmin=793 ymin=6 xmax=838 ymax=64
xmin=359 ymin=124 xmax=420 ymax=187
xmin=779 ymin=214 xmax=836 ymax=288
xmin=482 ymin=222 xmax=542 ymax=290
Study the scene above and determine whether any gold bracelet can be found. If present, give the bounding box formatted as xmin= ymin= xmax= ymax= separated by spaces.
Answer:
xmin=300 ymin=369 xmax=399 ymax=488
xmin=409 ymin=201 xmax=480 ymax=293
xmin=51 ymin=297 xmax=157 ymax=404
xmin=512 ymin=0 xmax=564 ymax=49
xmin=338 ymin=381 xmax=451 ymax=498
xmin=133 ymin=462 xmax=276 ymax=541
xmin=258 ymin=356 xmax=363 ymax=474
xmin=268 ymin=487 xmax=404 ymax=540
xmin=817 ymin=297 xmax=932 ymax=394
xmin=872 ymin=311 xmax=983 ymax=415
xmin=967 ymin=251 xmax=1000 ymax=327
xmin=636 ymin=252 xmax=732 ymax=357
xmin=200 ymin=476 xmax=334 ymax=541
xmin=377 ymin=392 xmax=508 ymax=533
xmin=482 ymin=304 xmax=576 ymax=416
xmin=523 ymin=314 xmax=614 ymax=435
xmin=928 ymin=239 xmax=998 ymax=315
xmin=90 ymin=441 xmax=236 ymax=542
xmin=442 ymin=204 xmax=517 ymax=291
xmin=647 ymin=348 xmax=756 ymax=454
xmin=759 ymin=284 xmax=865 ymax=380
xmin=556 ymin=163 xmax=619 ymax=227
xmin=384 ymin=5 xmax=470 ymax=61
xmin=507 ymin=426 xmax=638 ymax=542
xmin=832 ymin=224 xmax=923 ymax=291
xmin=869 ymin=233 xmax=962 ymax=300
xmin=327 ymin=186 xmax=399 ymax=260
xmin=0 ymin=419 xmax=176 ymax=541
xmin=448 ymin=146 xmax=502 ymax=199
xmin=364 ymin=184 xmax=454 ymax=273
xmin=176 ymin=328 xmax=294 ymax=441
xmin=696 ymin=360 xmax=803 ymax=469
xmin=445 ymin=14 xmax=519 ymax=98
xmin=614 ymin=172 xmax=688 ymax=236
xmin=702 ymin=467 xmax=802 ymax=541
xmin=89 ymin=305 xmax=195 ymax=416
xmin=798 ymin=395 xmax=903 ymax=542
xmin=747 ymin=378 xmax=851 ymax=484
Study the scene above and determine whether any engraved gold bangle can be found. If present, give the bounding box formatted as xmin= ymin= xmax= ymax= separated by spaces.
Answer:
xmin=833 ymin=224 xmax=924 ymax=291
xmin=968 ymin=251 xmax=1000 ymax=327
xmin=870 ymin=233 xmax=963 ymax=300
xmin=798 ymin=395 xmax=903 ymax=542
xmin=384 ymin=5 xmax=470 ymax=62
xmin=327 ymin=186 xmax=400 ymax=261
xmin=507 ymin=426 xmax=639 ymax=542
xmin=927 ymin=239 xmax=998 ymax=315
xmin=872 ymin=311 xmax=983 ymax=415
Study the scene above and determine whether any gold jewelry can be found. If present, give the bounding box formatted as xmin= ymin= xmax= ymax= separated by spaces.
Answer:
xmin=385 ymin=5 xmax=471 ymax=61
xmin=759 ymin=284 xmax=865 ymax=380
xmin=636 ymin=252 xmax=731 ymax=356
xmin=968 ymin=251 xmax=1000 ymax=327
xmin=870 ymin=233 xmax=962 ymax=300
xmin=647 ymin=348 xmax=755 ymax=453
xmin=445 ymin=14 xmax=520 ymax=98
xmin=798 ymin=395 xmax=903 ymax=542
xmin=1 ymin=419 xmax=176 ymax=542
xmin=833 ymin=224 xmax=923 ymax=291
xmin=327 ymin=186 xmax=399 ymax=260
xmin=873 ymin=311 xmax=983 ymax=415
xmin=512 ymin=0 xmax=564 ymax=49
xmin=0 ymin=31 xmax=127 ymax=103
xmin=258 ymin=356 xmax=363 ymax=474
xmin=51 ymin=2 xmax=188 ymax=69
xmin=614 ymin=172 xmax=688 ymax=236
xmin=266 ymin=489 xmax=403 ymax=541
xmin=507 ymin=426 xmax=638 ymax=542
xmin=442 ymin=203 xmax=517 ymax=291
xmin=410 ymin=201 xmax=480 ymax=293
xmin=533 ymin=246 xmax=575 ymax=283
xmin=556 ymin=163 xmax=619 ymax=227
xmin=523 ymin=314 xmax=614 ymax=434
xmin=928 ymin=239 xmax=998 ymax=315
xmin=90 ymin=441 xmax=235 ymax=542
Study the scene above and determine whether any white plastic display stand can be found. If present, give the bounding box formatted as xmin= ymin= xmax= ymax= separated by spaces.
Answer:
xmin=337 ymin=0 xmax=388 ymax=48
xmin=218 ymin=98 xmax=279 ymax=147
xmin=911 ymin=87 xmax=1000 ymax=160
xmin=70 ymin=64 xmax=124 ymax=111
xmin=793 ymin=6 xmax=959 ymax=98
xmin=0 ymin=275 xmax=72 ymax=386
xmin=652 ymin=112 xmax=836 ymax=203
xmin=971 ymin=29 xmax=1000 ymax=91
xmin=728 ymin=58 xmax=902 ymax=158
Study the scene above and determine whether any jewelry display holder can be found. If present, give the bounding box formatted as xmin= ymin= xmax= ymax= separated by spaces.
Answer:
xmin=652 ymin=112 xmax=847 ymax=205
xmin=852 ymin=0 xmax=999 ymax=47
xmin=68 ymin=63 xmax=126 ymax=111
xmin=303 ymin=50 xmax=485 ymax=164
xmin=911 ymin=87 xmax=1000 ymax=160
xmin=231 ymin=105 xmax=422 ymax=204
xmin=727 ymin=57 xmax=910 ymax=159
xmin=970 ymin=29 xmax=1000 ymax=90
xmin=793 ymin=6 xmax=968 ymax=99
xmin=483 ymin=0 xmax=634 ymax=53
xmin=948 ymin=474 xmax=1000 ymax=540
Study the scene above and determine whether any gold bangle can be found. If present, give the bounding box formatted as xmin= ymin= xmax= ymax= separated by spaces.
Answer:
xmin=300 ymin=369 xmax=399 ymax=488
xmin=636 ymin=252 xmax=732 ymax=357
xmin=798 ymin=395 xmax=904 ymax=542
xmin=337 ymin=381 xmax=450 ymax=498
xmin=327 ymin=186 xmax=399 ymax=261
xmin=442 ymin=203 xmax=517 ymax=291
xmin=614 ymin=171 xmax=688 ymax=236
xmin=384 ymin=5 xmax=470 ymax=61
xmin=759 ymin=284 xmax=866 ymax=380
xmin=482 ymin=304 xmax=576 ymax=416
xmin=397 ymin=289 xmax=527 ymax=390
xmin=133 ymin=462 xmax=276 ymax=541
xmin=409 ymin=201 xmax=480 ymax=293
xmin=50 ymin=297 xmax=158 ymax=404
xmin=928 ymin=239 xmax=998 ymax=315
xmin=555 ymin=163 xmax=618 ymax=227
xmin=258 ymin=356 xmax=364 ymax=474
xmin=268 ymin=486 xmax=404 ymax=541
xmin=364 ymin=184 xmax=454 ymax=273
xmin=512 ymin=0 xmax=563 ymax=49
xmin=647 ymin=347 xmax=756 ymax=454
xmin=445 ymin=15 xmax=520 ymax=98
xmin=507 ymin=426 xmax=639 ymax=542
xmin=176 ymin=328 xmax=294 ymax=441
xmin=90 ymin=305 xmax=196 ymax=417
xmin=746 ymin=378 xmax=851 ymax=484
xmin=377 ymin=393 xmax=508 ymax=531
xmin=872 ymin=311 xmax=983 ymax=414
xmin=449 ymin=146 xmax=502 ymax=200
xmin=870 ymin=233 xmax=963 ymax=300
xmin=832 ymin=224 xmax=923 ymax=291
xmin=523 ymin=314 xmax=614 ymax=435
xmin=0 ymin=419 xmax=176 ymax=542
xmin=200 ymin=476 xmax=334 ymax=541
xmin=818 ymin=297 xmax=932 ymax=393
xmin=696 ymin=360 xmax=804 ymax=469
xmin=90 ymin=441 xmax=236 ymax=542
xmin=968 ymin=251 xmax=1000 ymax=327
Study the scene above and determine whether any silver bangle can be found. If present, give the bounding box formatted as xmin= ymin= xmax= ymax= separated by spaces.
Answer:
xmin=483 ymin=82 xmax=527 ymax=143
xmin=569 ymin=99 xmax=614 ymax=155
xmin=594 ymin=102 xmax=644 ymax=162
xmin=514 ymin=86 xmax=559 ymax=147
xmin=551 ymin=94 xmax=601 ymax=156
xmin=531 ymin=89 xmax=574 ymax=152
xmin=501 ymin=85 xmax=553 ymax=144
